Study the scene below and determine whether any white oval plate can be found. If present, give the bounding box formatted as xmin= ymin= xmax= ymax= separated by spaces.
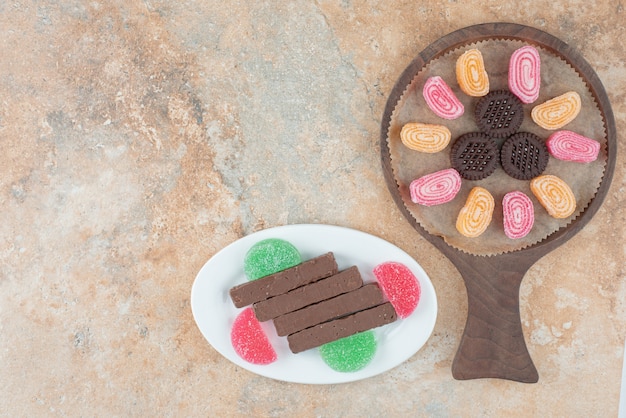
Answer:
xmin=190 ymin=224 xmax=438 ymax=384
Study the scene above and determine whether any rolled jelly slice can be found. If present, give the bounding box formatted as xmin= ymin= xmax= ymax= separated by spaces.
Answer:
xmin=409 ymin=168 xmax=462 ymax=206
xmin=456 ymin=187 xmax=494 ymax=238
xmin=373 ymin=261 xmax=421 ymax=319
xmin=456 ymin=49 xmax=489 ymax=97
xmin=502 ymin=191 xmax=534 ymax=239
xmin=422 ymin=76 xmax=464 ymax=120
xmin=546 ymin=130 xmax=600 ymax=163
xmin=508 ymin=45 xmax=541 ymax=104
xmin=230 ymin=307 xmax=277 ymax=365
xmin=530 ymin=175 xmax=576 ymax=219
xmin=319 ymin=331 xmax=377 ymax=373
xmin=243 ymin=238 xmax=301 ymax=281
xmin=400 ymin=122 xmax=451 ymax=153
xmin=531 ymin=91 xmax=581 ymax=130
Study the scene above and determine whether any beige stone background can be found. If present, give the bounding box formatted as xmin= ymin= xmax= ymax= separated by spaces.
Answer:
xmin=1 ymin=0 xmax=624 ymax=416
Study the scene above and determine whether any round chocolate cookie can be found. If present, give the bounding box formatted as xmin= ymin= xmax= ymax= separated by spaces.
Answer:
xmin=475 ymin=90 xmax=524 ymax=138
xmin=500 ymin=132 xmax=549 ymax=180
xmin=450 ymin=132 xmax=499 ymax=180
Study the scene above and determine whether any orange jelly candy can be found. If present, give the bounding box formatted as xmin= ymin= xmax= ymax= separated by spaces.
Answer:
xmin=456 ymin=49 xmax=489 ymax=97
xmin=400 ymin=123 xmax=451 ymax=153
xmin=531 ymin=91 xmax=581 ymax=130
xmin=530 ymin=174 xmax=576 ymax=218
xmin=456 ymin=187 xmax=494 ymax=238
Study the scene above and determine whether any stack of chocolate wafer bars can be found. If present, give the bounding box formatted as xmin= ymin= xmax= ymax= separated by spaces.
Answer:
xmin=229 ymin=252 xmax=397 ymax=353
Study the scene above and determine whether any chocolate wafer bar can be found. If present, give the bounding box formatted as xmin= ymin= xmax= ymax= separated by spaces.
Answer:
xmin=229 ymin=252 xmax=338 ymax=308
xmin=274 ymin=283 xmax=386 ymax=337
xmin=287 ymin=302 xmax=397 ymax=354
xmin=253 ymin=266 xmax=363 ymax=322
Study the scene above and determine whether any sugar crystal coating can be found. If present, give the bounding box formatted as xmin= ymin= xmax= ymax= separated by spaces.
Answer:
xmin=422 ymin=76 xmax=464 ymax=120
xmin=409 ymin=168 xmax=462 ymax=206
xmin=508 ymin=45 xmax=541 ymax=104
xmin=243 ymin=238 xmax=301 ymax=281
xmin=456 ymin=49 xmax=489 ymax=97
xmin=531 ymin=91 xmax=581 ymax=130
xmin=400 ymin=122 xmax=451 ymax=153
xmin=319 ymin=331 xmax=377 ymax=372
xmin=230 ymin=307 xmax=277 ymax=365
xmin=373 ymin=261 xmax=421 ymax=319
xmin=456 ymin=186 xmax=494 ymax=238
xmin=546 ymin=130 xmax=600 ymax=163
xmin=530 ymin=175 xmax=576 ymax=218
xmin=502 ymin=191 xmax=534 ymax=239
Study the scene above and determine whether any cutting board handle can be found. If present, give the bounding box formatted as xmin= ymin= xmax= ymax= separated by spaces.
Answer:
xmin=450 ymin=253 xmax=539 ymax=383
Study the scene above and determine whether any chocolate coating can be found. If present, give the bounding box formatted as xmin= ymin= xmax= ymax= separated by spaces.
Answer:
xmin=253 ymin=266 xmax=363 ymax=322
xmin=229 ymin=252 xmax=338 ymax=308
xmin=287 ymin=302 xmax=397 ymax=354
xmin=273 ymin=283 xmax=385 ymax=337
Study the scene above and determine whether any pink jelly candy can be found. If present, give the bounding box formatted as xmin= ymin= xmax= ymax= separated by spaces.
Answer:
xmin=230 ymin=307 xmax=277 ymax=365
xmin=508 ymin=45 xmax=541 ymax=104
xmin=410 ymin=168 xmax=462 ymax=206
xmin=422 ymin=76 xmax=464 ymax=120
xmin=373 ymin=262 xmax=421 ymax=319
xmin=502 ymin=191 xmax=535 ymax=239
xmin=546 ymin=130 xmax=600 ymax=163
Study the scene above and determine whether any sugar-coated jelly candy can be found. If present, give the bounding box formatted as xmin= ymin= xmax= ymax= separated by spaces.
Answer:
xmin=400 ymin=122 xmax=451 ymax=153
xmin=509 ymin=45 xmax=541 ymax=104
xmin=546 ymin=130 xmax=600 ymax=163
xmin=409 ymin=168 xmax=462 ymax=206
xmin=502 ymin=191 xmax=534 ymax=239
xmin=531 ymin=91 xmax=581 ymax=130
xmin=456 ymin=187 xmax=494 ymax=238
xmin=373 ymin=261 xmax=420 ymax=319
xmin=230 ymin=307 xmax=277 ymax=365
xmin=243 ymin=238 xmax=301 ymax=281
xmin=530 ymin=175 xmax=576 ymax=219
xmin=319 ymin=331 xmax=377 ymax=373
xmin=456 ymin=49 xmax=490 ymax=97
xmin=422 ymin=76 xmax=464 ymax=120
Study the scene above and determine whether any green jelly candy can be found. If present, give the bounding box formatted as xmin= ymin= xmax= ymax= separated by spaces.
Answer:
xmin=319 ymin=331 xmax=377 ymax=372
xmin=243 ymin=238 xmax=301 ymax=281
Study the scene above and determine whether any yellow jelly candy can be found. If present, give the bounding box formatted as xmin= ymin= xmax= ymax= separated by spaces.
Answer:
xmin=456 ymin=187 xmax=494 ymax=238
xmin=400 ymin=123 xmax=451 ymax=153
xmin=456 ymin=49 xmax=489 ymax=97
xmin=531 ymin=91 xmax=581 ymax=130
xmin=530 ymin=175 xmax=576 ymax=218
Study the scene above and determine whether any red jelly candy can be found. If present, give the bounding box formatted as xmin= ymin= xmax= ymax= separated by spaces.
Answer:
xmin=373 ymin=262 xmax=421 ymax=319
xmin=230 ymin=307 xmax=277 ymax=365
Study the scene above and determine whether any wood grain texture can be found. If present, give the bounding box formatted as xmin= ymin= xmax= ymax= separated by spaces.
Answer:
xmin=380 ymin=22 xmax=617 ymax=383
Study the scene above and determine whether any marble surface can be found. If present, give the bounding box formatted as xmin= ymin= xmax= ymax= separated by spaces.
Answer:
xmin=1 ymin=1 xmax=625 ymax=416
